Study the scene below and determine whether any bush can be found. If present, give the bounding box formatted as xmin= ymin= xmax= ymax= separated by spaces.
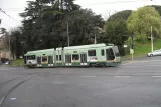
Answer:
xmin=119 ymin=47 xmax=126 ymax=56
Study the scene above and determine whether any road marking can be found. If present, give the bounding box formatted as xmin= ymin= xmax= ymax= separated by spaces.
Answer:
xmin=10 ymin=98 xmax=16 ymax=100
xmin=152 ymin=76 xmax=161 ymax=78
xmin=122 ymin=61 xmax=149 ymax=65
xmin=80 ymin=76 xmax=96 ymax=78
xmin=122 ymin=62 xmax=132 ymax=65
xmin=133 ymin=61 xmax=149 ymax=62
xmin=124 ymin=65 xmax=161 ymax=67
xmin=52 ymin=82 xmax=64 ymax=84
xmin=148 ymin=60 xmax=161 ymax=62
xmin=114 ymin=76 xmax=131 ymax=78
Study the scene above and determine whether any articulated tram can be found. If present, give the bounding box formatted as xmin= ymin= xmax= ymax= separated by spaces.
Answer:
xmin=24 ymin=43 xmax=121 ymax=68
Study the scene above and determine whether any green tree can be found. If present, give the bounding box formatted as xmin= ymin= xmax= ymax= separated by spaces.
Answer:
xmin=19 ymin=0 xmax=104 ymax=53
xmin=9 ymin=29 xmax=23 ymax=59
xmin=151 ymin=5 xmax=161 ymax=16
xmin=104 ymin=10 xmax=131 ymax=55
xmin=108 ymin=10 xmax=132 ymax=21
xmin=127 ymin=6 xmax=161 ymax=40
xmin=66 ymin=9 xmax=104 ymax=46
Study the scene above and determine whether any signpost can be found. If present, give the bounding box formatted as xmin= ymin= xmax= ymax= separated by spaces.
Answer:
xmin=130 ymin=49 xmax=134 ymax=54
xmin=124 ymin=45 xmax=128 ymax=48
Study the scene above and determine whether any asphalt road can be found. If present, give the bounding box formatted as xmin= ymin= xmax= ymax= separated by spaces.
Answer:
xmin=0 ymin=56 xmax=161 ymax=107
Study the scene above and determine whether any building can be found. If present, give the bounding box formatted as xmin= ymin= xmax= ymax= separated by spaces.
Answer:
xmin=0 ymin=35 xmax=11 ymax=60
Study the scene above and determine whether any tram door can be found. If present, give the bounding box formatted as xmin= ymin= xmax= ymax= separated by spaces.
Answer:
xmin=65 ymin=54 xmax=72 ymax=66
xmin=80 ymin=53 xmax=87 ymax=66
xmin=37 ymin=56 xmax=41 ymax=67
xmin=48 ymin=56 xmax=53 ymax=67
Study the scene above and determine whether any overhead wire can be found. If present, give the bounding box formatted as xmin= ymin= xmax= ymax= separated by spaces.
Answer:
xmin=2 ymin=8 xmax=24 ymax=12
xmin=0 ymin=0 xmax=152 ymax=11
xmin=2 ymin=10 xmax=24 ymax=12
xmin=0 ymin=0 xmax=153 ymax=27
xmin=75 ymin=0 xmax=152 ymax=6
xmin=0 ymin=8 xmax=21 ymax=23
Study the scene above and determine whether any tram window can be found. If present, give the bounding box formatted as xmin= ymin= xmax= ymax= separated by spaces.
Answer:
xmin=42 ymin=56 xmax=47 ymax=62
xmin=106 ymin=48 xmax=115 ymax=60
xmin=59 ymin=55 xmax=61 ymax=61
xmin=88 ymin=50 xmax=96 ymax=56
xmin=56 ymin=55 xmax=58 ymax=61
xmin=31 ymin=55 xmax=35 ymax=60
xmin=27 ymin=56 xmax=31 ymax=60
xmin=72 ymin=54 xmax=79 ymax=60
xmin=27 ymin=55 xmax=35 ymax=60
xmin=56 ymin=55 xmax=62 ymax=61
xmin=101 ymin=49 xmax=105 ymax=56
xmin=65 ymin=55 xmax=67 ymax=63
xmin=114 ymin=46 xmax=120 ymax=57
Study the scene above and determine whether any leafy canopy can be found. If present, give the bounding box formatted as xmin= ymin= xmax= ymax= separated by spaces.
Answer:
xmin=12 ymin=0 xmax=105 ymax=56
xmin=104 ymin=10 xmax=132 ymax=56
xmin=104 ymin=10 xmax=132 ymax=44
xmin=127 ymin=6 xmax=161 ymax=39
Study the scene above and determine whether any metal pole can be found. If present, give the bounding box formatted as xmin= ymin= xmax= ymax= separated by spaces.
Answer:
xmin=67 ymin=21 xmax=69 ymax=47
xmin=131 ymin=38 xmax=134 ymax=63
xmin=9 ymin=33 xmax=11 ymax=62
xmin=151 ymin=26 xmax=153 ymax=52
xmin=94 ymin=34 xmax=97 ymax=44
xmin=131 ymin=33 xmax=134 ymax=62
xmin=132 ymin=53 xmax=134 ymax=62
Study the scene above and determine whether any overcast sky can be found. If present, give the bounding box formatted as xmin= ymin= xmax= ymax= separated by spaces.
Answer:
xmin=0 ymin=0 xmax=160 ymax=31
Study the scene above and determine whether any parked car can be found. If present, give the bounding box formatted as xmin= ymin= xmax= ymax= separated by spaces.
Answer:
xmin=147 ymin=50 xmax=161 ymax=57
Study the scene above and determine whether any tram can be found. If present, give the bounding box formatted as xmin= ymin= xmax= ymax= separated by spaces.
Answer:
xmin=24 ymin=43 xmax=121 ymax=68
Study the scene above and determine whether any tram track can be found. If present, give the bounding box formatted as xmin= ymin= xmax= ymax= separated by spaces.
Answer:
xmin=0 ymin=77 xmax=21 ymax=88
xmin=0 ymin=78 xmax=31 ymax=107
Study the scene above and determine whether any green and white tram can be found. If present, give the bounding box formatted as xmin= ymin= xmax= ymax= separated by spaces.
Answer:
xmin=24 ymin=43 xmax=121 ymax=68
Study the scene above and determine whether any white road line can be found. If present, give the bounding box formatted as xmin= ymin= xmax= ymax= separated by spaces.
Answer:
xmin=114 ymin=76 xmax=131 ymax=78
xmin=80 ymin=76 xmax=96 ymax=78
xmin=148 ymin=60 xmax=161 ymax=62
xmin=134 ymin=61 xmax=149 ymax=62
xmin=122 ymin=62 xmax=132 ymax=65
xmin=122 ymin=61 xmax=149 ymax=65
xmin=52 ymin=82 xmax=64 ymax=84
xmin=152 ymin=76 xmax=161 ymax=78
xmin=124 ymin=65 xmax=161 ymax=67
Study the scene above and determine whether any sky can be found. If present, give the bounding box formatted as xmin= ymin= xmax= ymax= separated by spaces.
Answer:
xmin=0 ymin=0 xmax=161 ymax=31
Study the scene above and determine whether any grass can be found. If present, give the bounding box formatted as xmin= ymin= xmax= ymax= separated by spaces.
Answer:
xmin=122 ymin=38 xmax=161 ymax=60
xmin=11 ymin=59 xmax=24 ymax=66
xmin=135 ymin=39 xmax=161 ymax=55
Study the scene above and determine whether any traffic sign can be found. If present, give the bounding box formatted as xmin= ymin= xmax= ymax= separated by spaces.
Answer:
xmin=124 ymin=45 xmax=128 ymax=48
xmin=130 ymin=49 xmax=134 ymax=54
